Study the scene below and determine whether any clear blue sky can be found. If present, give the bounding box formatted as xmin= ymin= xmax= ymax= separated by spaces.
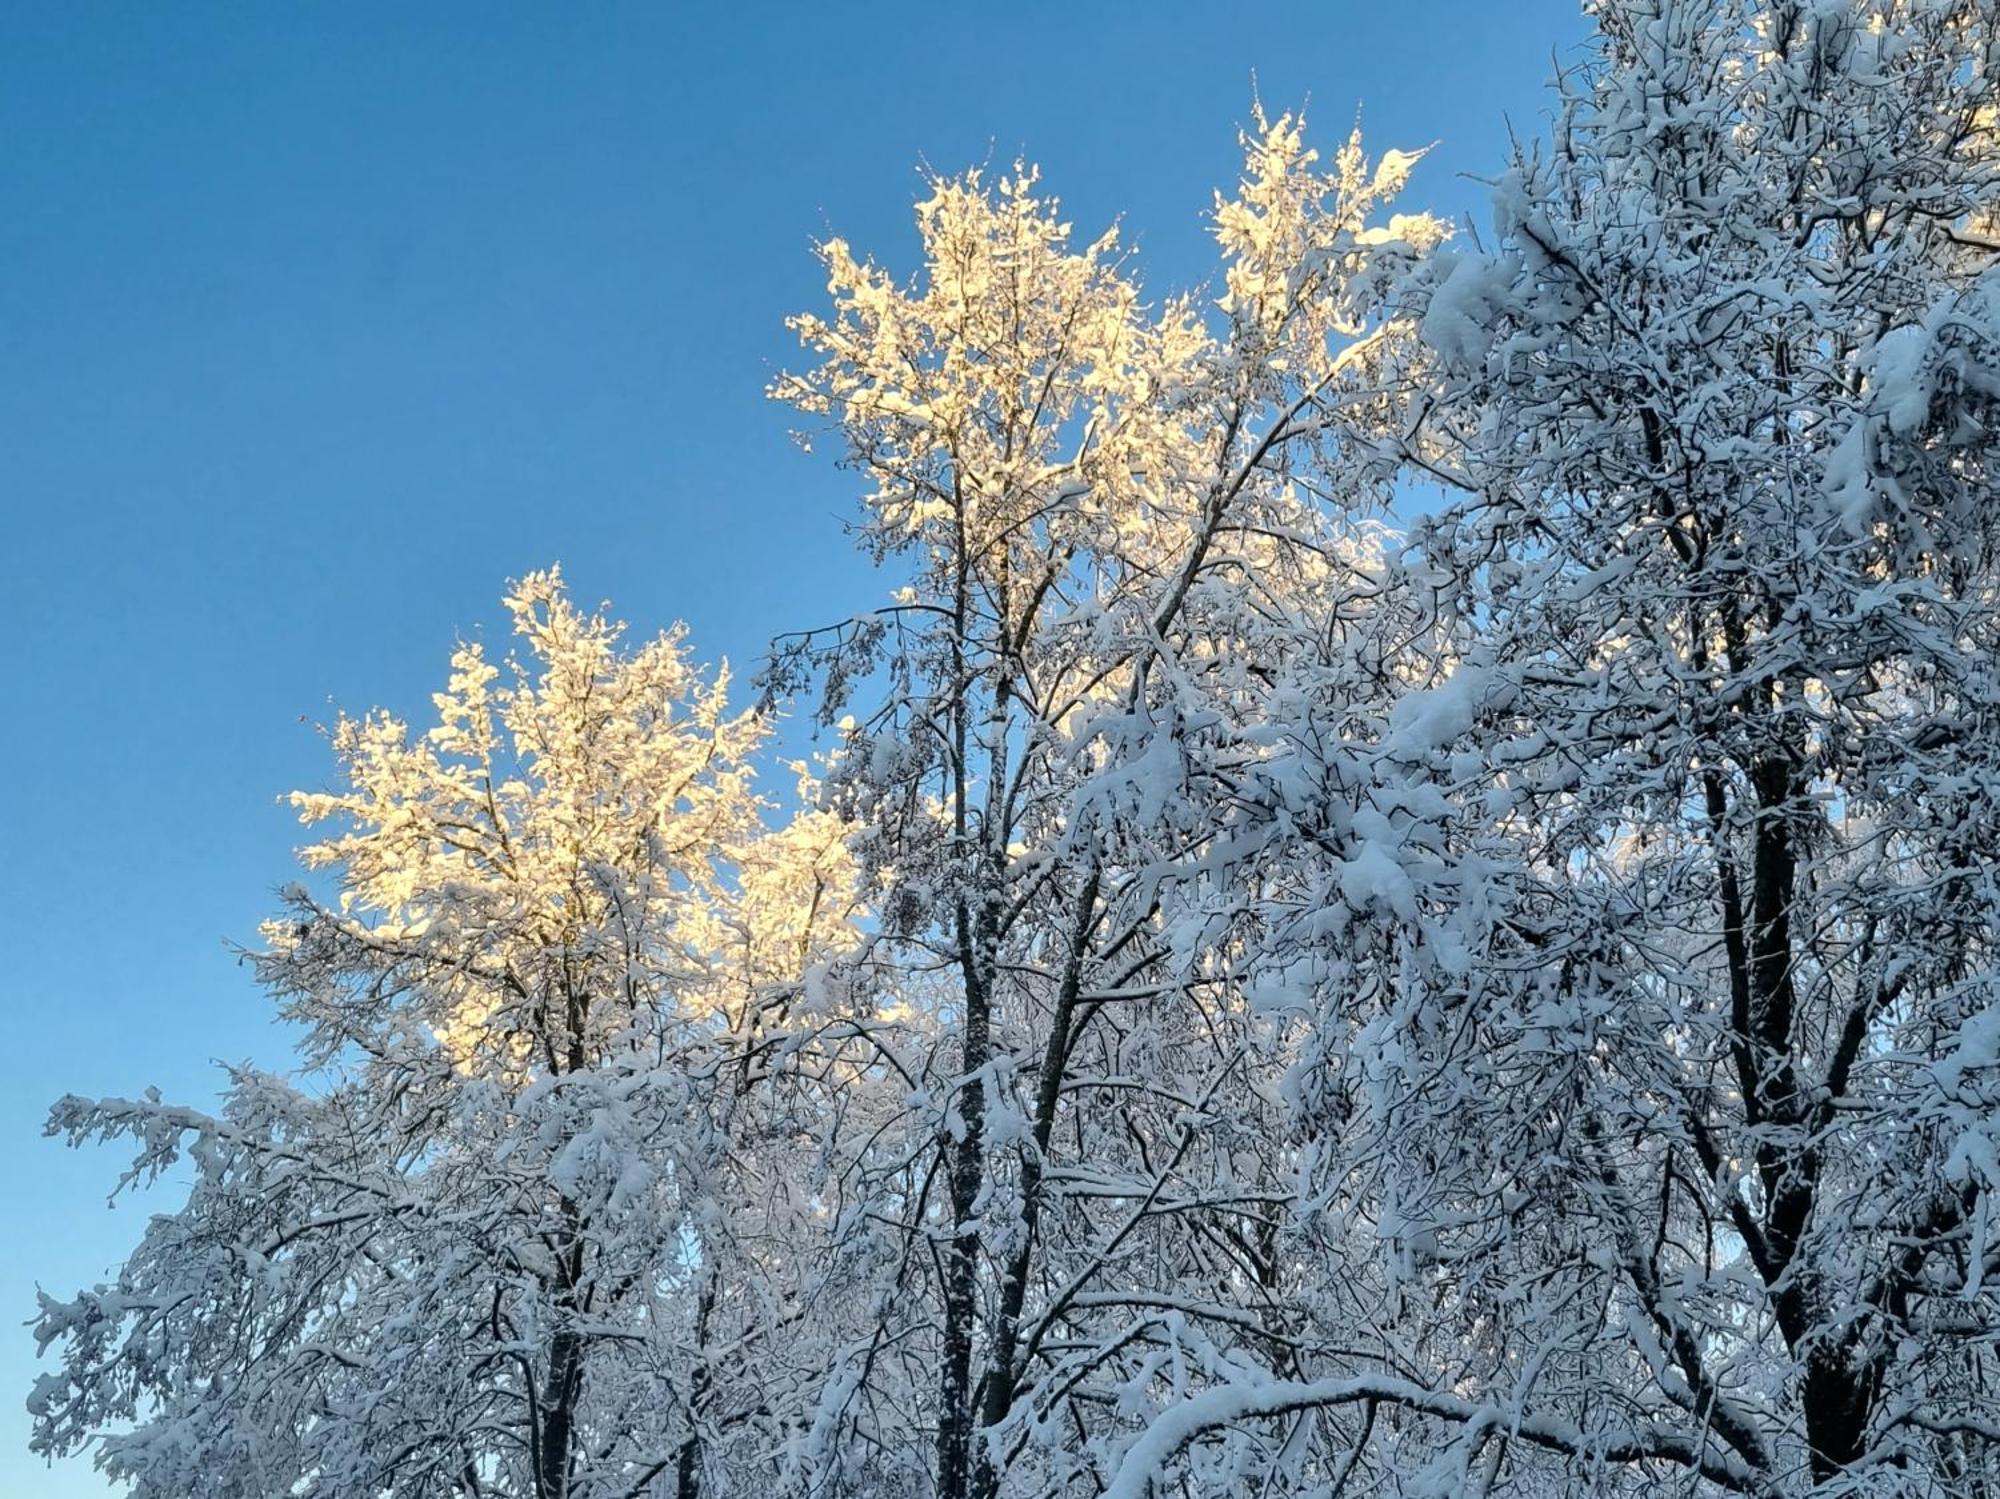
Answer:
xmin=0 ymin=4 xmax=1586 ymax=1492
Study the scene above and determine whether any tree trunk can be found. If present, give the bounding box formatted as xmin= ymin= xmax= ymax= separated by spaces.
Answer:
xmin=537 ymin=1326 xmax=583 ymax=1499
xmin=936 ymin=892 xmax=996 ymax=1499
xmin=674 ymin=1278 xmax=718 ymax=1499
xmin=972 ymin=871 xmax=1101 ymax=1499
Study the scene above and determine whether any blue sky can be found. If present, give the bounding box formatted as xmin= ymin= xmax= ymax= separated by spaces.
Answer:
xmin=0 ymin=4 xmax=1587 ymax=1491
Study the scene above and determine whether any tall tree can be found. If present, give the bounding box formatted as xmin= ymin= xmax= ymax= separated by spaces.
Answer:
xmin=769 ymin=111 xmax=1436 ymax=1499
xmin=1109 ymin=3 xmax=2000 ymax=1493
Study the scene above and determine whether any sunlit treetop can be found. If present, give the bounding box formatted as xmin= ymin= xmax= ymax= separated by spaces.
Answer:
xmin=265 ymin=567 xmax=770 ymax=1075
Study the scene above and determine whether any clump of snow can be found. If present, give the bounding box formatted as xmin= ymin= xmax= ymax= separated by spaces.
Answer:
xmin=1420 ymin=254 xmax=1511 ymax=372
xmin=1383 ymin=663 xmax=1487 ymax=759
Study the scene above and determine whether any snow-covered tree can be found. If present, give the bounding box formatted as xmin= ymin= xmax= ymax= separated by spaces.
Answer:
xmin=769 ymin=110 xmax=1438 ymax=1499
xmin=1117 ymin=3 xmax=2000 ymax=1494
xmin=29 ymin=572 xmax=876 ymax=1499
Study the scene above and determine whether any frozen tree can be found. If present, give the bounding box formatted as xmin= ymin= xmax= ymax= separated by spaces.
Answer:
xmin=769 ymin=110 xmax=1437 ymax=1499
xmin=1114 ymin=2 xmax=2000 ymax=1494
xmin=28 ymin=573 xmax=876 ymax=1499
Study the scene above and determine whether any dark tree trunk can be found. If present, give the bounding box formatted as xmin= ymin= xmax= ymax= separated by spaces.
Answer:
xmin=674 ymin=1278 xmax=719 ymax=1499
xmin=936 ymin=890 xmax=996 ymax=1499
xmin=537 ymin=1327 xmax=583 ymax=1499
xmin=971 ymin=871 xmax=1101 ymax=1499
